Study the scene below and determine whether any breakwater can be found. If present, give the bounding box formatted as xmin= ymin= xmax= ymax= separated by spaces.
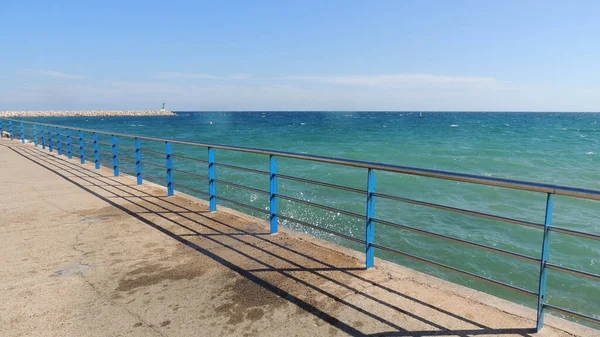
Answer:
xmin=0 ymin=110 xmax=176 ymax=118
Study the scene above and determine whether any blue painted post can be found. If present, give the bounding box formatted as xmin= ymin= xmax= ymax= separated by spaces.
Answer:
xmin=269 ymin=155 xmax=279 ymax=234
xmin=20 ymin=122 xmax=24 ymax=143
xmin=536 ymin=193 xmax=554 ymax=332
xmin=112 ymin=135 xmax=119 ymax=176
xmin=0 ymin=120 xmax=3 ymax=136
xmin=365 ymin=168 xmax=376 ymax=269
xmin=93 ymin=133 xmax=100 ymax=169
xmin=66 ymin=129 xmax=72 ymax=159
xmin=208 ymin=147 xmax=216 ymax=212
xmin=48 ymin=127 xmax=53 ymax=152
xmin=57 ymin=128 xmax=62 ymax=156
xmin=135 ymin=138 xmax=142 ymax=185
xmin=166 ymin=142 xmax=174 ymax=196
xmin=41 ymin=126 xmax=46 ymax=149
xmin=78 ymin=131 xmax=85 ymax=164
xmin=33 ymin=125 xmax=38 ymax=146
xmin=9 ymin=121 xmax=13 ymax=140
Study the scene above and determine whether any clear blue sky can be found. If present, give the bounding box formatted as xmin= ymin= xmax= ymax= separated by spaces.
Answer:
xmin=1 ymin=0 xmax=599 ymax=111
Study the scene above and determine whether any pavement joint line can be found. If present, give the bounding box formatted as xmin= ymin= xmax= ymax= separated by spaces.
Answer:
xmin=69 ymin=222 xmax=168 ymax=337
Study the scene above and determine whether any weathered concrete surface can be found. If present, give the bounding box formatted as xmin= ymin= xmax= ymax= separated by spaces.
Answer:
xmin=0 ymin=139 xmax=596 ymax=337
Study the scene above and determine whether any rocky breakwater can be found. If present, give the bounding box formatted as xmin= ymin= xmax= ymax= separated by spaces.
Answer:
xmin=0 ymin=110 xmax=176 ymax=118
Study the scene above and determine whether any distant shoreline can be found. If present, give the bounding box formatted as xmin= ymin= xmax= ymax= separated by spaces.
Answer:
xmin=0 ymin=110 xmax=176 ymax=118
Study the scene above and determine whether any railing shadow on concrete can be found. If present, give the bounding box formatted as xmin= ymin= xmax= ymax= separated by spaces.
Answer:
xmin=3 ymin=119 xmax=600 ymax=332
xmin=5 ymin=143 xmax=539 ymax=337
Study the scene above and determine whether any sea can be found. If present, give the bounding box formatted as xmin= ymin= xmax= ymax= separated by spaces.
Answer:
xmin=23 ymin=111 xmax=600 ymax=322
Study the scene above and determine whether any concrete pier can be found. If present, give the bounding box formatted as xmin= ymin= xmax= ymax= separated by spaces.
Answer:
xmin=0 ymin=139 xmax=596 ymax=336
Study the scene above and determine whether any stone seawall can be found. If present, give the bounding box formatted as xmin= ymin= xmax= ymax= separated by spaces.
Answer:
xmin=0 ymin=110 xmax=176 ymax=118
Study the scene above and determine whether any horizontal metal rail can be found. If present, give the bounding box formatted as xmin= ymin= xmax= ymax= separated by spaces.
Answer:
xmin=276 ymin=173 xmax=365 ymax=194
xmin=118 ymin=144 xmax=137 ymax=151
xmin=216 ymin=196 xmax=269 ymax=214
xmin=142 ymin=173 xmax=167 ymax=183
xmin=215 ymin=162 xmax=269 ymax=175
xmin=373 ymin=192 xmax=543 ymax=229
xmin=549 ymin=226 xmax=600 ymax=241
xmin=371 ymin=243 xmax=538 ymax=298
xmin=214 ymin=179 xmax=269 ymax=195
xmin=545 ymin=263 xmax=600 ymax=281
xmin=7 ymin=119 xmax=600 ymax=200
xmin=176 ymin=184 xmax=210 ymax=197
xmin=96 ymin=140 xmax=113 ymax=146
xmin=141 ymin=148 xmax=165 ymax=156
xmin=276 ymin=193 xmax=364 ymax=219
xmin=142 ymin=161 xmax=164 ymax=168
xmin=117 ymin=157 xmax=137 ymax=164
xmin=544 ymin=304 xmax=600 ymax=325
xmin=171 ymin=168 xmax=209 ymax=179
xmin=278 ymin=214 xmax=365 ymax=244
xmin=373 ymin=217 xmax=540 ymax=263
xmin=171 ymin=154 xmax=208 ymax=164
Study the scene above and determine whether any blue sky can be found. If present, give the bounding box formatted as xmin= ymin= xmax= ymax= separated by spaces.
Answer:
xmin=1 ymin=0 xmax=599 ymax=111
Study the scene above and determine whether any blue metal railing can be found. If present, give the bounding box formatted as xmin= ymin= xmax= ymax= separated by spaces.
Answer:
xmin=1 ymin=118 xmax=599 ymax=331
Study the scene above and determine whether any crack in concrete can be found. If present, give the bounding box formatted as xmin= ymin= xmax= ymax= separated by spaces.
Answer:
xmin=71 ymin=220 xmax=167 ymax=337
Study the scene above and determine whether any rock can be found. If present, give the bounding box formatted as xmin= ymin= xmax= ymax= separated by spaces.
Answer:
xmin=0 ymin=110 xmax=176 ymax=118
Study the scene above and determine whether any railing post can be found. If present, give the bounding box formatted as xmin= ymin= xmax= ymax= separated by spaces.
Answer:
xmin=135 ymin=138 xmax=142 ymax=185
xmin=9 ymin=121 xmax=13 ymax=140
xmin=0 ymin=119 xmax=3 ymax=137
xmin=269 ymin=155 xmax=279 ymax=234
xmin=41 ymin=126 xmax=46 ymax=149
xmin=66 ymin=129 xmax=72 ymax=159
xmin=208 ymin=147 xmax=216 ymax=212
xmin=536 ymin=193 xmax=554 ymax=332
xmin=93 ymin=133 xmax=100 ymax=169
xmin=365 ymin=168 xmax=376 ymax=269
xmin=57 ymin=128 xmax=62 ymax=155
xmin=112 ymin=135 xmax=119 ymax=176
xmin=48 ymin=127 xmax=53 ymax=152
xmin=78 ymin=131 xmax=85 ymax=164
xmin=20 ymin=122 xmax=24 ymax=143
xmin=33 ymin=125 xmax=38 ymax=147
xmin=166 ymin=141 xmax=174 ymax=196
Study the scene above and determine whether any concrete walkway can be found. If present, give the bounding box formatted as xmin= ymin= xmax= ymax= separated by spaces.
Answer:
xmin=0 ymin=139 xmax=596 ymax=337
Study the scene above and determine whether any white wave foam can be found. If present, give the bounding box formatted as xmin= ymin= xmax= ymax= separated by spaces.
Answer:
xmin=586 ymin=152 xmax=596 ymax=155
xmin=450 ymin=124 xmax=459 ymax=127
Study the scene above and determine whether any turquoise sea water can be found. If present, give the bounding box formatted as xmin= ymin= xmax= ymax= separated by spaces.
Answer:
xmin=24 ymin=112 xmax=600 ymax=323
